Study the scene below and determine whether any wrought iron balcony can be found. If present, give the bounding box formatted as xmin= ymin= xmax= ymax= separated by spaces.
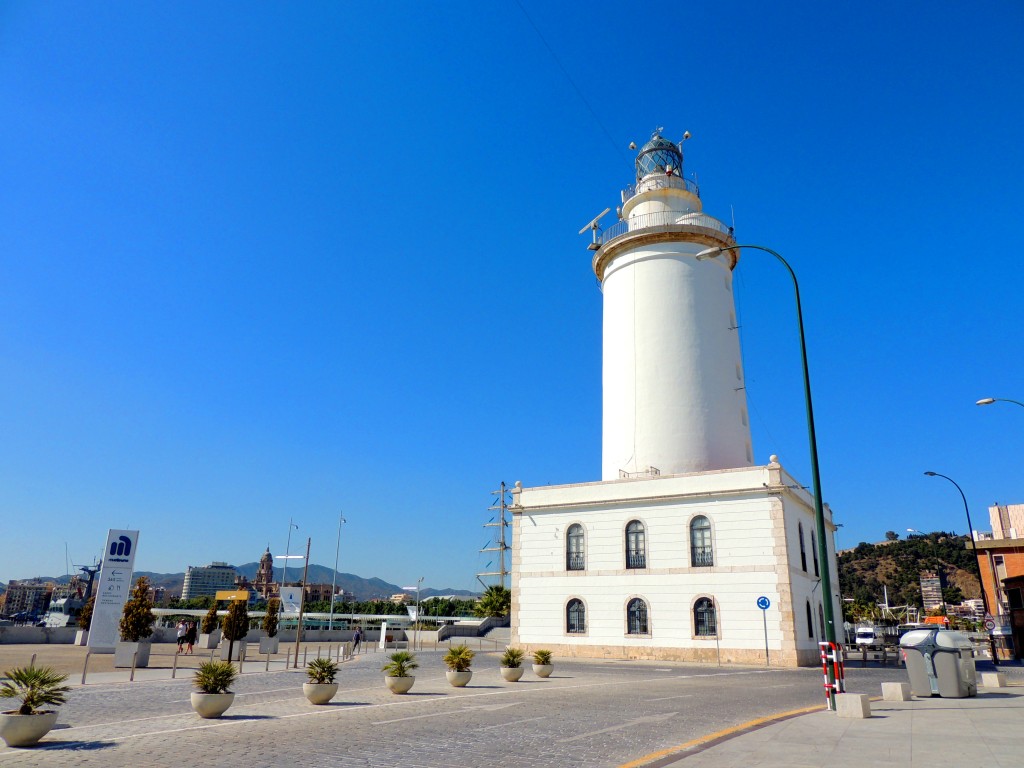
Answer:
xmin=691 ymin=547 xmax=714 ymax=567
xmin=567 ymin=553 xmax=585 ymax=571
xmin=626 ymin=551 xmax=647 ymax=569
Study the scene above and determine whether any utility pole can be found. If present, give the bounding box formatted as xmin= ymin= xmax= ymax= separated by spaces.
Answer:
xmin=477 ymin=482 xmax=511 ymax=590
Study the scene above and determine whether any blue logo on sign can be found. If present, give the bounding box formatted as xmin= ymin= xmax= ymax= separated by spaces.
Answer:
xmin=756 ymin=596 xmax=770 ymax=610
xmin=110 ymin=536 xmax=132 ymax=557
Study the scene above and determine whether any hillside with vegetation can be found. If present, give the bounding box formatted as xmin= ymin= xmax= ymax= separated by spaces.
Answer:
xmin=839 ymin=531 xmax=980 ymax=620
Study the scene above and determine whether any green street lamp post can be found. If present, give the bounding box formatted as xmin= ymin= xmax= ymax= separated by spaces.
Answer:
xmin=697 ymin=243 xmax=839 ymax=709
xmin=923 ymin=471 xmax=999 ymax=665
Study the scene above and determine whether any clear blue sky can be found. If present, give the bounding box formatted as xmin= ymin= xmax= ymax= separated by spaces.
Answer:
xmin=2 ymin=3 xmax=1022 ymax=589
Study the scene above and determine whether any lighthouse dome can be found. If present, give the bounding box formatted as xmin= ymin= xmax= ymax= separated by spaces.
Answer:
xmin=635 ymin=132 xmax=683 ymax=182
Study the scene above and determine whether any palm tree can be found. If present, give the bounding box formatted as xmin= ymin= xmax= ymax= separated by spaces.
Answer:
xmin=474 ymin=585 xmax=511 ymax=618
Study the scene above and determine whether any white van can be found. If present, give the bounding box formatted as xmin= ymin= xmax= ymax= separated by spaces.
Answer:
xmin=855 ymin=627 xmax=884 ymax=646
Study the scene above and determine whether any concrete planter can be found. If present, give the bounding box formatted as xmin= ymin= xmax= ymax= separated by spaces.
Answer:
xmin=219 ymin=640 xmax=247 ymax=661
xmin=384 ymin=675 xmax=415 ymax=694
xmin=114 ymin=641 xmax=151 ymax=668
xmin=0 ymin=712 xmax=59 ymax=747
xmin=190 ymin=692 xmax=235 ymax=719
xmin=532 ymin=664 xmax=554 ymax=678
xmin=259 ymin=636 xmax=279 ymax=654
xmin=500 ymin=666 xmax=525 ymax=682
xmin=302 ymin=682 xmax=339 ymax=705
xmin=198 ymin=631 xmax=220 ymax=649
xmin=446 ymin=670 xmax=473 ymax=687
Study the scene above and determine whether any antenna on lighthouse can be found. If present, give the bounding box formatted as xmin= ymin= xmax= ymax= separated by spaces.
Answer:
xmin=579 ymin=207 xmax=611 ymax=251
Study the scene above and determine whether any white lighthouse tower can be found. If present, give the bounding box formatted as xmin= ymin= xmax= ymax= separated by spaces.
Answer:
xmin=509 ymin=128 xmax=842 ymax=667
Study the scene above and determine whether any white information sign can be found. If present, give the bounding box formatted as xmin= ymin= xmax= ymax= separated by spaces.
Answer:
xmin=279 ymin=587 xmax=303 ymax=614
xmin=379 ymin=621 xmax=388 ymax=649
xmin=87 ymin=529 xmax=140 ymax=651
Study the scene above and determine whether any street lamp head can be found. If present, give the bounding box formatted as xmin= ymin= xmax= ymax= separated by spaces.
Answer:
xmin=924 ymin=471 xmax=937 ymax=477
xmin=695 ymin=246 xmax=723 ymax=261
xmin=976 ymin=398 xmax=996 ymax=405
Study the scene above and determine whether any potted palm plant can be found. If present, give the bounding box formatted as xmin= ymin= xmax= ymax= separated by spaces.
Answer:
xmin=259 ymin=598 xmax=280 ymax=654
xmin=531 ymin=649 xmax=554 ymax=678
xmin=500 ymin=646 xmax=525 ymax=682
xmin=303 ymin=657 xmax=339 ymax=705
xmin=382 ymin=651 xmax=418 ymax=694
xmin=199 ymin=603 xmax=221 ymax=649
xmin=115 ymin=576 xmax=156 ymax=668
xmin=0 ymin=665 xmax=71 ymax=747
xmin=443 ymin=644 xmax=475 ymax=687
xmin=190 ymin=660 xmax=237 ymax=719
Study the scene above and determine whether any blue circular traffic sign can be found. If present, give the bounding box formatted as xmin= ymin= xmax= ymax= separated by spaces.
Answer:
xmin=756 ymin=596 xmax=770 ymax=610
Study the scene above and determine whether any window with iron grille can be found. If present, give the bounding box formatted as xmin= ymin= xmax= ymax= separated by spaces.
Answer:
xmin=627 ymin=598 xmax=649 ymax=635
xmin=566 ymin=524 xmax=585 ymax=571
xmin=566 ymin=599 xmax=586 ymax=634
xmin=799 ymin=523 xmax=807 ymax=572
xmin=690 ymin=516 xmax=713 ymax=567
xmin=806 ymin=601 xmax=814 ymax=639
xmin=625 ymin=520 xmax=646 ymax=569
xmin=811 ymin=531 xmax=819 ymax=576
xmin=694 ymin=597 xmax=717 ymax=637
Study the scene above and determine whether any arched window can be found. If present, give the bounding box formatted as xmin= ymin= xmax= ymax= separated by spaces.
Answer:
xmin=626 ymin=520 xmax=646 ymax=569
xmin=690 ymin=516 xmax=713 ymax=567
xmin=694 ymin=597 xmax=717 ymax=636
xmin=806 ymin=601 xmax=814 ymax=639
xmin=567 ymin=599 xmax=586 ymax=634
xmin=627 ymin=598 xmax=649 ymax=634
xmin=798 ymin=523 xmax=807 ymax=572
xmin=566 ymin=524 xmax=585 ymax=571
xmin=811 ymin=530 xmax=819 ymax=577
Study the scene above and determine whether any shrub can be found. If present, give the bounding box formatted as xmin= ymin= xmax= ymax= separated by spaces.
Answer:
xmin=443 ymin=644 xmax=474 ymax=672
xmin=221 ymin=600 xmax=249 ymax=643
xmin=193 ymin=661 xmax=237 ymax=694
xmin=306 ymin=657 xmax=339 ymax=684
xmin=0 ymin=665 xmax=71 ymax=715
xmin=119 ymin=576 xmax=156 ymax=642
xmin=262 ymin=598 xmax=280 ymax=638
xmin=78 ymin=596 xmax=94 ymax=631
xmin=532 ymin=649 xmax=553 ymax=665
xmin=382 ymin=651 xmax=418 ymax=678
xmin=201 ymin=604 xmax=219 ymax=635
xmin=500 ymin=647 xmax=524 ymax=669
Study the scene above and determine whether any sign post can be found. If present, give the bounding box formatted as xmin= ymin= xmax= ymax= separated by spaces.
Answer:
xmin=87 ymin=530 xmax=140 ymax=653
xmin=757 ymin=596 xmax=771 ymax=667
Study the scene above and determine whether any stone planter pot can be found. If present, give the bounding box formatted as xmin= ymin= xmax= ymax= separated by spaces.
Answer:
xmin=198 ymin=631 xmax=220 ymax=649
xmin=384 ymin=675 xmax=415 ymax=694
xmin=0 ymin=711 xmax=59 ymax=747
xmin=219 ymin=640 xmax=247 ymax=661
xmin=190 ymin=692 xmax=235 ymax=719
xmin=302 ymin=682 xmax=339 ymax=705
xmin=532 ymin=664 xmax=554 ymax=678
xmin=500 ymin=666 xmax=525 ymax=682
xmin=446 ymin=670 xmax=473 ymax=687
xmin=259 ymin=636 xmax=279 ymax=654
xmin=114 ymin=641 xmax=151 ymax=668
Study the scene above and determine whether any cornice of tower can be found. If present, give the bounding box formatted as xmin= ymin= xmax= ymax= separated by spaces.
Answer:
xmin=592 ymin=225 xmax=737 ymax=283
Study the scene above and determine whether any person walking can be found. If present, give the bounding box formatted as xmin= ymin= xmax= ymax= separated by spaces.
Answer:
xmin=352 ymin=626 xmax=361 ymax=654
xmin=175 ymin=619 xmax=188 ymax=654
xmin=185 ymin=621 xmax=197 ymax=654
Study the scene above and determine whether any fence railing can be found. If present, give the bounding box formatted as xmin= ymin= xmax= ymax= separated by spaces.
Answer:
xmin=598 ymin=210 xmax=732 ymax=247
xmin=621 ymin=174 xmax=700 ymax=202
xmin=567 ymin=553 xmax=585 ymax=571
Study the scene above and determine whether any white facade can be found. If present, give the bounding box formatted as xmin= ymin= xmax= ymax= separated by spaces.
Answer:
xmin=511 ymin=131 xmax=840 ymax=666
xmin=181 ymin=562 xmax=238 ymax=600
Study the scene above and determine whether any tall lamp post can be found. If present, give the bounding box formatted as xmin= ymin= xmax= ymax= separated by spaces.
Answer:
xmin=924 ymin=471 xmax=999 ymax=665
xmin=976 ymin=397 xmax=1024 ymax=410
xmin=402 ymin=577 xmax=424 ymax=651
xmin=281 ymin=517 xmax=299 ymax=589
xmin=698 ymin=243 xmax=839 ymax=708
xmin=276 ymin=540 xmax=310 ymax=669
xmin=329 ymin=512 xmax=346 ymax=632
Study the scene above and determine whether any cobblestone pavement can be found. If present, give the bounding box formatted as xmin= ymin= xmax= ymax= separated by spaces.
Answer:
xmin=0 ymin=649 xmax=905 ymax=768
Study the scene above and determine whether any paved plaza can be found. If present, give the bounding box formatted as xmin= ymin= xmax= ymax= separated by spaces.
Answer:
xmin=0 ymin=644 xmax=1020 ymax=767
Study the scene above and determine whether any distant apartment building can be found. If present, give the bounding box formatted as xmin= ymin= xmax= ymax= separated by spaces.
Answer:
xmin=2 ymin=580 xmax=53 ymax=617
xmin=919 ymin=571 xmax=944 ymax=611
xmin=390 ymin=593 xmax=411 ymax=605
xmin=181 ymin=562 xmax=238 ymax=600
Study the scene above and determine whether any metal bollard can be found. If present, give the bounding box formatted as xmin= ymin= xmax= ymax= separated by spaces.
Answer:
xmin=265 ymin=652 xmax=270 ymax=672
xmin=81 ymin=652 xmax=91 ymax=685
xmin=130 ymin=651 xmax=138 ymax=682
xmin=285 ymin=647 xmax=291 ymax=669
xmin=303 ymin=647 xmax=308 ymax=666
xmin=30 ymin=653 xmax=37 ymax=667
xmin=317 ymin=644 xmax=322 ymax=659
xmin=172 ymin=650 xmax=179 ymax=679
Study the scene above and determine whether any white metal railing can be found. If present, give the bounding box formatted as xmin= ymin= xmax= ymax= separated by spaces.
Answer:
xmin=621 ymin=174 xmax=700 ymax=203
xmin=598 ymin=210 xmax=733 ymax=246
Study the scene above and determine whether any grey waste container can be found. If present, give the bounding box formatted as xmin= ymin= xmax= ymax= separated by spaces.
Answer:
xmin=899 ymin=629 xmax=977 ymax=698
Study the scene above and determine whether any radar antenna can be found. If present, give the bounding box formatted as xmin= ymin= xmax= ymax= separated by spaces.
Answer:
xmin=578 ymin=207 xmax=611 ymax=251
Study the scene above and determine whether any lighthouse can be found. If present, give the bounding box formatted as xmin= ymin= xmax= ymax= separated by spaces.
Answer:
xmin=509 ymin=128 xmax=841 ymax=668
xmin=595 ymin=130 xmax=752 ymax=479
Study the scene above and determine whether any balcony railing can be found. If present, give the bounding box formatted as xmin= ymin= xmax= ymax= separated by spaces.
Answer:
xmin=691 ymin=547 xmax=714 ymax=567
xmin=567 ymin=553 xmax=585 ymax=571
xmin=626 ymin=551 xmax=647 ymax=569
xmin=598 ymin=210 xmax=733 ymax=247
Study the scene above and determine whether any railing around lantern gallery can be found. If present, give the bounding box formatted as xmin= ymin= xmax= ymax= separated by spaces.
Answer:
xmin=597 ymin=210 xmax=733 ymax=247
xmin=621 ymin=174 xmax=700 ymax=203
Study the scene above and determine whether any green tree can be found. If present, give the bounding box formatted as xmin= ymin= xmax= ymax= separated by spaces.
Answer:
xmin=201 ymin=604 xmax=219 ymax=635
xmin=474 ymin=585 xmax=511 ymax=618
xmin=885 ymin=531 xmax=899 ymax=541
xmin=119 ymin=576 xmax=156 ymax=642
xmin=262 ymin=597 xmax=280 ymax=638
xmin=78 ymin=596 xmax=94 ymax=630
xmin=221 ymin=599 xmax=249 ymax=661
